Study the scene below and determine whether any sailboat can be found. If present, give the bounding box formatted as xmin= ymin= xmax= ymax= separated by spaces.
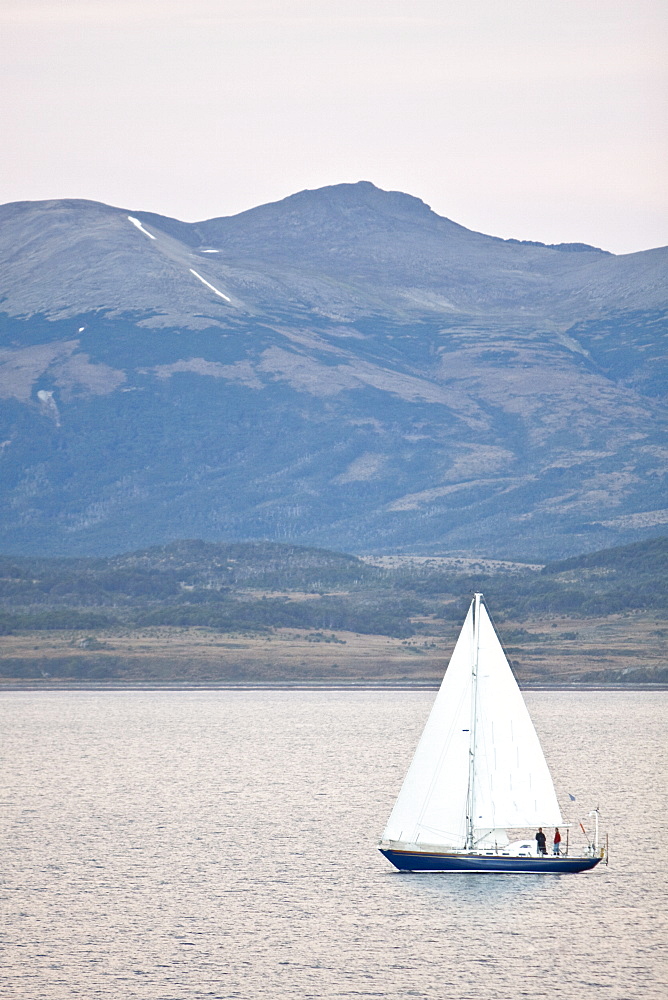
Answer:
xmin=379 ymin=593 xmax=606 ymax=873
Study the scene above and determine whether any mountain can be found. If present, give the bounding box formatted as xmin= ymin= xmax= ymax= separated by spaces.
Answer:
xmin=0 ymin=182 xmax=666 ymax=559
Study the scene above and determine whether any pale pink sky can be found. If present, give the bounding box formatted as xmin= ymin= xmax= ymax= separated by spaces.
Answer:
xmin=2 ymin=0 xmax=666 ymax=253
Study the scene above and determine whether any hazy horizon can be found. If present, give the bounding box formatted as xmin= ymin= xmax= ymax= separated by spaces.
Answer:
xmin=2 ymin=0 xmax=666 ymax=255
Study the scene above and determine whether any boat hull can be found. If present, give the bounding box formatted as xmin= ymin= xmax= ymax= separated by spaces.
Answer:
xmin=379 ymin=848 xmax=602 ymax=874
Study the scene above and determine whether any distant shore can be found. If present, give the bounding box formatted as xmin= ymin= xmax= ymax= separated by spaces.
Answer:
xmin=1 ymin=681 xmax=666 ymax=692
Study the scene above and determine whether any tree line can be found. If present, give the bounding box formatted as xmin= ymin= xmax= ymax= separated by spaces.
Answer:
xmin=0 ymin=535 xmax=665 ymax=639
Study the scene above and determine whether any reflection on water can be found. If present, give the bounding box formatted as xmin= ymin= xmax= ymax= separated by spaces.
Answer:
xmin=0 ymin=690 xmax=665 ymax=1000
xmin=395 ymin=868 xmax=559 ymax=905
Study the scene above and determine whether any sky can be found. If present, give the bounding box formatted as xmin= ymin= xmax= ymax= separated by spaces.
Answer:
xmin=2 ymin=0 xmax=666 ymax=254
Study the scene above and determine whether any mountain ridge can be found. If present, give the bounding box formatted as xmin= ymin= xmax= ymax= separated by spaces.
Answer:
xmin=3 ymin=183 xmax=666 ymax=325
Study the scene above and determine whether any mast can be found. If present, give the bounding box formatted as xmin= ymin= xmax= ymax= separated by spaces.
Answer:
xmin=465 ymin=592 xmax=482 ymax=849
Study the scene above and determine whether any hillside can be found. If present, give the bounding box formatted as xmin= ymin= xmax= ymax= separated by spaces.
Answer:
xmin=1 ymin=537 xmax=665 ymax=687
xmin=1 ymin=182 xmax=666 ymax=559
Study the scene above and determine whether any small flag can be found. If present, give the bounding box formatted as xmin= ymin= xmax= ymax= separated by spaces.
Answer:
xmin=568 ymin=793 xmax=576 ymax=801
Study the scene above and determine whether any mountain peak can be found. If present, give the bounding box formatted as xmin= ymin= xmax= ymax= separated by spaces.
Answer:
xmin=196 ymin=180 xmax=472 ymax=271
xmin=274 ymin=180 xmax=436 ymax=218
xmin=204 ymin=180 xmax=449 ymax=233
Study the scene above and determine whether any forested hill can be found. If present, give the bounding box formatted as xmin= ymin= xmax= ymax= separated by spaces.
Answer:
xmin=544 ymin=536 xmax=668 ymax=575
xmin=1 ymin=536 xmax=666 ymax=635
xmin=1 ymin=537 xmax=665 ymax=685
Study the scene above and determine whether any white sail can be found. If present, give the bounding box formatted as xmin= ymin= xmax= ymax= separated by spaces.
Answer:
xmin=382 ymin=605 xmax=474 ymax=848
xmin=381 ymin=597 xmax=563 ymax=851
xmin=471 ymin=604 xmax=563 ymax=835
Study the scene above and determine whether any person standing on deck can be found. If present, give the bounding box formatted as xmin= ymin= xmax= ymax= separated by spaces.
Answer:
xmin=535 ymin=828 xmax=547 ymax=855
xmin=553 ymin=828 xmax=562 ymax=855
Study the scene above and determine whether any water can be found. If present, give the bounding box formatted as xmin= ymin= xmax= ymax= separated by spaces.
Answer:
xmin=1 ymin=690 xmax=665 ymax=999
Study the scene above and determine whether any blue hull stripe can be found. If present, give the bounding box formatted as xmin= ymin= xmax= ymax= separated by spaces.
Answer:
xmin=379 ymin=848 xmax=602 ymax=874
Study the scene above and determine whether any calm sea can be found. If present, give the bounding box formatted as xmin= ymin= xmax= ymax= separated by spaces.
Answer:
xmin=1 ymin=690 xmax=665 ymax=1000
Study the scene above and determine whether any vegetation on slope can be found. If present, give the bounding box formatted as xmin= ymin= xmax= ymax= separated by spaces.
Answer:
xmin=0 ymin=536 xmax=666 ymax=683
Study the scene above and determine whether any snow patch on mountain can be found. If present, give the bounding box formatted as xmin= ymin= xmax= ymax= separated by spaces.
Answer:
xmin=127 ymin=216 xmax=156 ymax=240
xmin=37 ymin=389 xmax=61 ymax=426
xmin=188 ymin=269 xmax=232 ymax=302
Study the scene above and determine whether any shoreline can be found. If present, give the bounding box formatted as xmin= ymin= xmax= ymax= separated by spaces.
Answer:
xmin=1 ymin=681 xmax=666 ymax=692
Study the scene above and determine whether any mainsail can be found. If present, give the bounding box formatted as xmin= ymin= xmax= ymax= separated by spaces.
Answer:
xmin=382 ymin=596 xmax=563 ymax=850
